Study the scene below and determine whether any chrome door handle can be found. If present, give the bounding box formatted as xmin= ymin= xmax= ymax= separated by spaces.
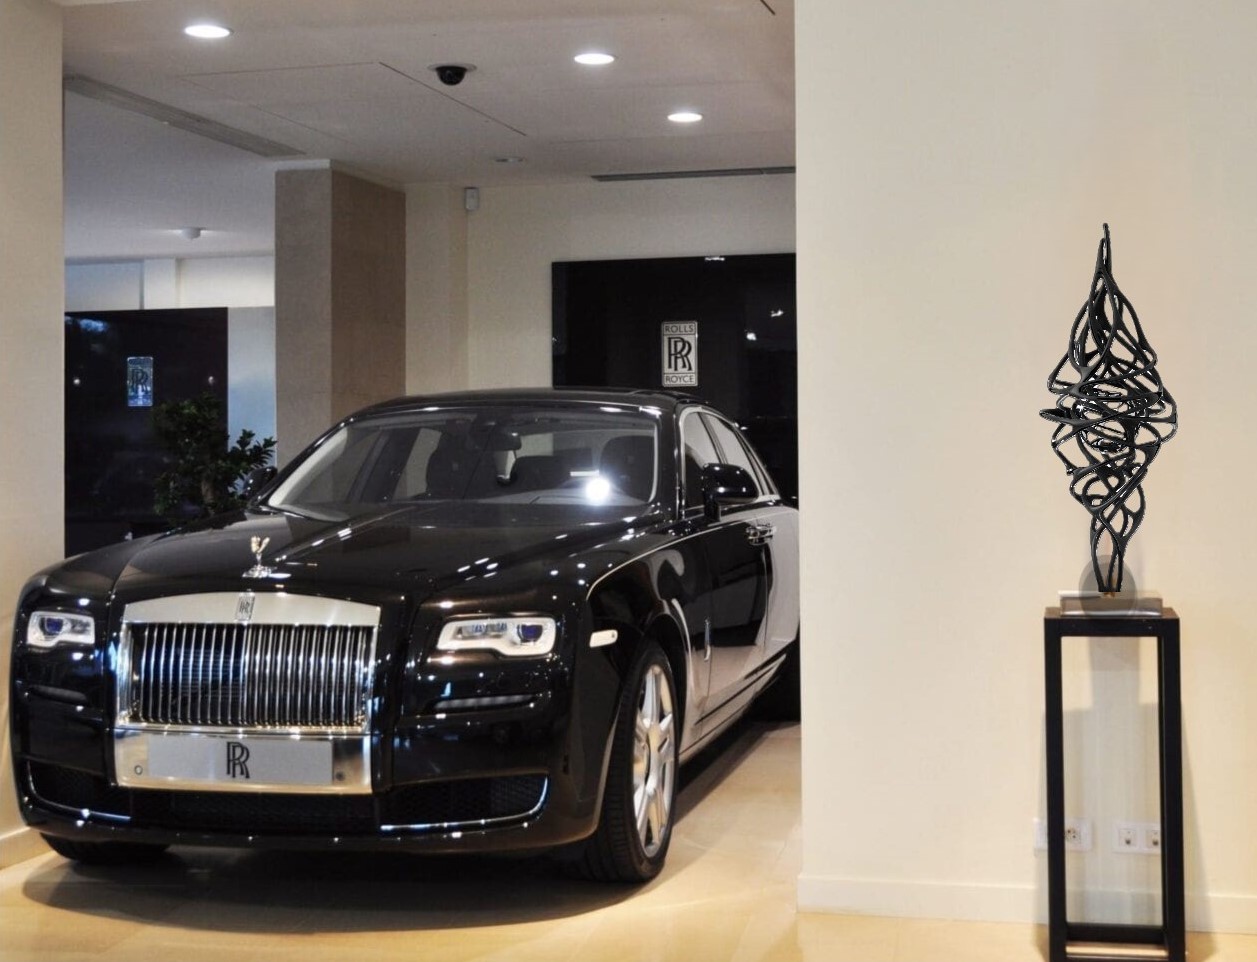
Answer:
xmin=746 ymin=522 xmax=775 ymax=545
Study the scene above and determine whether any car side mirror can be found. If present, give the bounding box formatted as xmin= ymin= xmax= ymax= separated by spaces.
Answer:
xmin=242 ymin=465 xmax=278 ymax=501
xmin=701 ymin=463 xmax=757 ymax=520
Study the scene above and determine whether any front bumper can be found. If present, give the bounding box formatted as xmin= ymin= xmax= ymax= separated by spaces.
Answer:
xmin=15 ymin=686 xmax=602 ymax=853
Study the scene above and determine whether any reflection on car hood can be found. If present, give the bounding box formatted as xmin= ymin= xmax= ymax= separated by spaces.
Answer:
xmin=113 ymin=501 xmax=655 ymax=598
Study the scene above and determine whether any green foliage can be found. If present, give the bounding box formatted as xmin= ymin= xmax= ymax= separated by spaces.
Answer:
xmin=152 ymin=392 xmax=276 ymax=525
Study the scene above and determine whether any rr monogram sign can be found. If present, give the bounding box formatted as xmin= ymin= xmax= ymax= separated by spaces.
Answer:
xmin=225 ymin=741 xmax=251 ymax=779
xmin=661 ymin=321 xmax=698 ymax=387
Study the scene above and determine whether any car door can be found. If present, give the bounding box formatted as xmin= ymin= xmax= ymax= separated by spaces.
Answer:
xmin=703 ymin=415 xmax=799 ymax=667
xmin=678 ymin=411 xmax=770 ymax=728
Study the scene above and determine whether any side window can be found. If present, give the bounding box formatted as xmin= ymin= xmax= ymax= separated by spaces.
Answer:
xmin=680 ymin=411 xmax=721 ymax=509
xmin=702 ymin=415 xmax=763 ymax=498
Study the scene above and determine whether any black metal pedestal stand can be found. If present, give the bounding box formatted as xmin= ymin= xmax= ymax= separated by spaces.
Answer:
xmin=1044 ymin=607 xmax=1185 ymax=962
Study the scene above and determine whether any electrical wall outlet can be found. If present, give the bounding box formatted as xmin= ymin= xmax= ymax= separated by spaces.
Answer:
xmin=1064 ymin=817 xmax=1093 ymax=851
xmin=1115 ymin=821 xmax=1139 ymax=850
xmin=1114 ymin=820 xmax=1162 ymax=855
xmin=1033 ymin=817 xmax=1093 ymax=852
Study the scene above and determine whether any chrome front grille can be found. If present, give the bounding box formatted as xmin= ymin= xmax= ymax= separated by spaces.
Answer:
xmin=125 ymin=623 xmax=373 ymax=729
xmin=117 ymin=593 xmax=381 ymax=733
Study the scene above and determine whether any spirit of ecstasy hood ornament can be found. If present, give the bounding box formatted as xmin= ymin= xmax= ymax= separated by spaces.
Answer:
xmin=244 ymin=535 xmax=273 ymax=579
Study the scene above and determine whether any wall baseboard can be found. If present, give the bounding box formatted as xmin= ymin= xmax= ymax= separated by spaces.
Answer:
xmin=0 ymin=826 xmax=47 ymax=870
xmin=797 ymin=875 xmax=1257 ymax=935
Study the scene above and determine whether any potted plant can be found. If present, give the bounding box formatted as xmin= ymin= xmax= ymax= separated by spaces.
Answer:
xmin=152 ymin=392 xmax=276 ymax=526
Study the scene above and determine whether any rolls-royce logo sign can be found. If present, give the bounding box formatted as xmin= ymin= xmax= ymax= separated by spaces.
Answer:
xmin=235 ymin=592 xmax=256 ymax=623
xmin=662 ymin=321 xmax=698 ymax=387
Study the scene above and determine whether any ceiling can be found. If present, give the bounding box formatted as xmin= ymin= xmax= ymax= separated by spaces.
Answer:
xmin=60 ymin=0 xmax=795 ymax=261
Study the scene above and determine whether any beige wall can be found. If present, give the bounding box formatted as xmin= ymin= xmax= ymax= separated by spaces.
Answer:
xmin=405 ymin=186 xmax=469 ymax=395
xmin=0 ymin=0 xmax=62 ymax=868
xmin=796 ymin=0 xmax=1257 ymax=931
xmin=403 ymin=175 xmax=796 ymax=395
xmin=276 ymin=169 xmax=405 ymax=460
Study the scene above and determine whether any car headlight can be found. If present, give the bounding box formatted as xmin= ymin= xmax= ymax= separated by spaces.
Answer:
xmin=437 ymin=617 xmax=556 ymax=657
xmin=26 ymin=611 xmax=96 ymax=649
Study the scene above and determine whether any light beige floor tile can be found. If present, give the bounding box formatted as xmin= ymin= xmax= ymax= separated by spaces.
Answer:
xmin=793 ymin=913 xmax=901 ymax=962
xmin=893 ymin=917 xmax=1045 ymax=962
xmin=5 ymin=721 xmax=1257 ymax=962
xmin=1192 ymin=931 xmax=1257 ymax=962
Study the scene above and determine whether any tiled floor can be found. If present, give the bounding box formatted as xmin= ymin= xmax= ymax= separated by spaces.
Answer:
xmin=2 ymin=722 xmax=1255 ymax=961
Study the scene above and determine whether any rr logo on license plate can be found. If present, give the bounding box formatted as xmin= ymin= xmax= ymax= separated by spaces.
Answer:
xmin=225 ymin=741 xmax=251 ymax=779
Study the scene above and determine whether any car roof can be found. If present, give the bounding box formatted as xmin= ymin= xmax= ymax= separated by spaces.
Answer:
xmin=355 ymin=387 xmax=708 ymax=418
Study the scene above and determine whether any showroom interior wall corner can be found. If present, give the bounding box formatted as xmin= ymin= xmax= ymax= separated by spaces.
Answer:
xmin=0 ymin=0 xmax=62 ymax=869
xmin=462 ymin=176 xmax=795 ymax=389
xmin=405 ymin=184 xmax=470 ymax=394
xmin=796 ymin=0 xmax=1257 ymax=932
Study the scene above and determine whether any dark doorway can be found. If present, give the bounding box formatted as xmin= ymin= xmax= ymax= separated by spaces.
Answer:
xmin=552 ymin=254 xmax=797 ymax=502
xmin=65 ymin=309 xmax=228 ymax=555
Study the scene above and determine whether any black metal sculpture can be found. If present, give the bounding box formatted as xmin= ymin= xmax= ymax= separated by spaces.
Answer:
xmin=1041 ymin=225 xmax=1178 ymax=593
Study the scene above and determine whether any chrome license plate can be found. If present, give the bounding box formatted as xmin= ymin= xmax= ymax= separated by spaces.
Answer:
xmin=115 ymin=731 xmax=371 ymax=794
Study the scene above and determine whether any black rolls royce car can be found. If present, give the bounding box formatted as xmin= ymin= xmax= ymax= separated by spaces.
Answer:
xmin=11 ymin=389 xmax=799 ymax=882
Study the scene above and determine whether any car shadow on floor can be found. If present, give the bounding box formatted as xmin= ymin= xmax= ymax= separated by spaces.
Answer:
xmin=20 ymin=718 xmax=789 ymax=933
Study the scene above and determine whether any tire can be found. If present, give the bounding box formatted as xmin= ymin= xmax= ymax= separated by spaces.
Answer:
xmin=576 ymin=641 xmax=679 ymax=883
xmin=754 ymin=639 xmax=800 ymax=721
xmin=41 ymin=834 xmax=168 ymax=865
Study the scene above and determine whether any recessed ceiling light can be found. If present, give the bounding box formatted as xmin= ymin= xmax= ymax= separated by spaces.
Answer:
xmin=575 ymin=52 xmax=615 ymax=66
xmin=668 ymin=111 xmax=703 ymax=124
xmin=184 ymin=23 xmax=232 ymax=39
xmin=177 ymin=227 xmax=204 ymax=240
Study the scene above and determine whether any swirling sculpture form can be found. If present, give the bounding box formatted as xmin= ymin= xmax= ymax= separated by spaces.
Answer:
xmin=1040 ymin=225 xmax=1178 ymax=593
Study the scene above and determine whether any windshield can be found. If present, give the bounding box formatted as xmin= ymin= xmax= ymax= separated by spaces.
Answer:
xmin=264 ymin=405 xmax=660 ymax=522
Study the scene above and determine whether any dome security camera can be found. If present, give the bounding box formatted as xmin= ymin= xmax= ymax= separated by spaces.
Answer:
xmin=432 ymin=64 xmax=474 ymax=86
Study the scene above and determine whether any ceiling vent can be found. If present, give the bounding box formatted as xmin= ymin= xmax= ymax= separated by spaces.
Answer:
xmin=592 ymin=166 xmax=795 ymax=183
xmin=64 ymin=75 xmax=303 ymax=159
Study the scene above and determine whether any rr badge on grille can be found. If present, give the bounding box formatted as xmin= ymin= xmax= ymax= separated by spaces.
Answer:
xmin=243 ymin=535 xmax=273 ymax=579
xmin=235 ymin=591 xmax=256 ymax=623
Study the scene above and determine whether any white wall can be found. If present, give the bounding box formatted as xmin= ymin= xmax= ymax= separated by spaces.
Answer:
xmin=64 ymin=256 xmax=277 ymax=444
xmin=442 ymin=175 xmax=795 ymax=390
xmin=64 ymin=261 xmax=141 ymax=311
xmin=0 ymin=0 xmax=62 ymax=869
xmin=796 ymin=0 xmax=1257 ymax=933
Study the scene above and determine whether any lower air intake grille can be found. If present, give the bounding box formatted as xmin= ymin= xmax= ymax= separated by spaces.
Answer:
xmin=28 ymin=763 xmax=548 ymax=835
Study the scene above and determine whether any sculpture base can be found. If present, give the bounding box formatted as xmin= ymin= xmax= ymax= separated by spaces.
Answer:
xmin=1058 ymin=590 xmax=1163 ymax=617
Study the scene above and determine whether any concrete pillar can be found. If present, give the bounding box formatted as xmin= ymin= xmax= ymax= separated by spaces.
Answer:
xmin=0 ymin=0 xmax=63 ymax=867
xmin=274 ymin=167 xmax=405 ymax=463
xmin=405 ymin=184 xmax=470 ymax=394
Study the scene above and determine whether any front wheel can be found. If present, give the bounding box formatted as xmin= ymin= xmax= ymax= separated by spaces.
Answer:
xmin=576 ymin=641 xmax=678 ymax=882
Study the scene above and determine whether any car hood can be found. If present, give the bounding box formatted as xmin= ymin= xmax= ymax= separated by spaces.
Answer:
xmin=106 ymin=502 xmax=655 ymax=602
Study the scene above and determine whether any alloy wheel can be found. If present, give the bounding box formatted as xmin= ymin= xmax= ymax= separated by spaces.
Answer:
xmin=632 ymin=662 xmax=676 ymax=857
